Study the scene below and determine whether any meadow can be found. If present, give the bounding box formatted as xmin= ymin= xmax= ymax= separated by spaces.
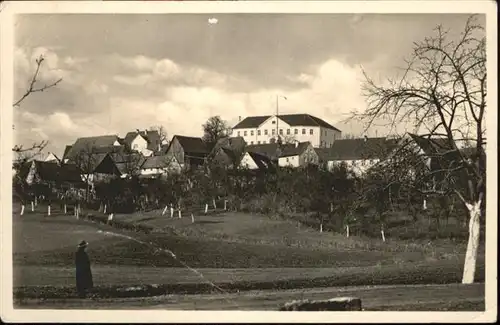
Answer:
xmin=13 ymin=202 xmax=485 ymax=306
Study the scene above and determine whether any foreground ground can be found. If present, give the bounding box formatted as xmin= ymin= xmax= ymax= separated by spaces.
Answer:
xmin=16 ymin=284 xmax=484 ymax=311
xmin=12 ymin=204 xmax=486 ymax=310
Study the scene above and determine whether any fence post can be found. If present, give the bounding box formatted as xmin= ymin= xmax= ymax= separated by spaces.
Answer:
xmin=103 ymin=204 xmax=107 ymax=214
xmin=191 ymin=213 xmax=195 ymax=223
xmin=381 ymin=225 xmax=386 ymax=242
xmin=224 ymin=200 xmax=227 ymax=211
xmin=213 ymin=198 xmax=216 ymax=209
xmin=170 ymin=204 xmax=174 ymax=218
xmin=320 ymin=223 xmax=323 ymax=233
xmin=64 ymin=204 xmax=67 ymax=214
xmin=31 ymin=201 xmax=34 ymax=212
xmin=21 ymin=205 xmax=25 ymax=216
xmin=178 ymin=208 xmax=182 ymax=219
xmin=48 ymin=205 xmax=51 ymax=216
xmin=346 ymin=224 xmax=350 ymax=238
xmin=205 ymin=203 xmax=208 ymax=214
xmin=162 ymin=204 xmax=168 ymax=216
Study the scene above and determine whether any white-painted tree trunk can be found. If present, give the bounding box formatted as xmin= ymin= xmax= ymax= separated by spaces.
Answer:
xmin=31 ymin=201 xmax=34 ymax=212
xmin=108 ymin=213 xmax=114 ymax=223
xmin=21 ymin=205 xmax=25 ymax=216
xmin=213 ymin=199 xmax=216 ymax=209
xmin=48 ymin=205 xmax=51 ymax=216
xmin=423 ymin=199 xmax=427 ymax=210
xmin=462 ymin=200 xmax=482 ymax=284
xmin=320 ymin=223 xmax=323 ymax=233
xmin=162 ymin=205 xmax=168 ymax=216
xmin=178 ymin=210 xmax=182 ymax=219
xmin=205 ymin=204 xmax=208 ymax=214
xmin=224 ymin=200 xmax=227 ymax=211
xmin=103 ymin=204 xmax=107 ymax=214
xmin=64 ymin=204 xmax=67 ymax=214
xmin=170 ymin=205 xmax=174 ymax=218
xmin=191 ymin=213 xmax=195 ymax=223
xmin=381 ymin=229 xmax=386 ymax=242
xmin=330 ymin=203 xmax=333 ymax=213
xmin=34 ymin=196 xmax=38 ymax=206
xmin=346 ymin=224 xmax=350 ymax=238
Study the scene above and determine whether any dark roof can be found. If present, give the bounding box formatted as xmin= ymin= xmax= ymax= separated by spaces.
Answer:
xmin=62 ymin=145 xmax=73 ymax=160
xmin=174 ymin=135 xmax=213 ymax=155
xmin=65 ymin=135 xmax=120 ymax=160
xmin=246 ymin=142 xmax=311 ymax=159
xmin=407 ymin=133 xmax=454 ymax=155
xmin=24 ymin=161 xmax=84 ymax=185
xmin=246 ymin=152 xmax=275 ymax=170
xmin=316 ymin=137 xmax=398 ymax=161
xmin=233 ymin=114 xmax=341 ymax=131
xmin=233 ymin=116 xmax=271 ymax=129
xmin=141 ymin=155 xmax=175 ymax=169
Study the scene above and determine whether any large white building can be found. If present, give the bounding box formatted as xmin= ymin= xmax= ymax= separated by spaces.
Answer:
xmin=231 ymin=114 xmax=341 ymax=148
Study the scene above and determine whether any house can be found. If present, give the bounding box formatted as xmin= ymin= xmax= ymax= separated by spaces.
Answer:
xmin=43 ymin=152 xmax=59 ymax=163
xmin=81 ymin=153 xmax=123 ymax=183
xmin=164 ymin=135 xmax=215 ymax=169
xmin=232 ymin=113 xmax=341 ymax=148
xmin=239 ymin=151 xmax=275 ymax=171
xmin=315 ymin=136 xmax=399 ymax=175
xmin=123 ymin=129 xmax=162 ymax=156
xmin=139 ymin=155 xmax=182 ymax=178
xmin=64 ymin=135 xmax=123 ymax=162
xmin=22 ymin=160 xmax=85 ymax=189
xmin=245 ymin=141 xmax=319 ymax=168
xmin=208 ymin=136 xmax=246 ymax=169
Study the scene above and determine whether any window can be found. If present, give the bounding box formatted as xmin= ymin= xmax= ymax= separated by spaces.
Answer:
xmin=257 ymin=130 xmax=261 ymax=136
xmin=310 ymin=129 xmax=313 ymax=135
xmin=286 ymin=158 xmax=289 ymax=162
xmin=133 ymin=144 xmax=138 ymax=149
xmin=250 ymin=141 xmax=254 ymax=145
xmin=279 ymin=129 xmax=283 ymax=135
xmin=294 ymin=129 xmax=298 ymax=135
xmin=244 ymin=131 xmax=247 ymax=136
xmin=237 ymin=131 xmax=241 ymax=136
xmin=286 ymin=129 xmax=290 ymax=135
xmin=250 ymin=130 xmax=254 ymax=136
xmin=302 ymin=128 xmax=306 ymax=134
xmin=257 ymin=141 xmax=261 ymax=144
xmin=272 ymin=120 xmax=276 ymax=124
xmin=272 ymin=129 xmax=275 ymax=135
xmin=264 ymin=129 xmax=268 ymax=135
xmin=263 ymin=141 xmax=266 ymax=144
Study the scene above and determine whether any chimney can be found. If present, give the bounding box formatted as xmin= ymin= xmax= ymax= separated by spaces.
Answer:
xmin=238 ymin=116 xmax=242 ymax=122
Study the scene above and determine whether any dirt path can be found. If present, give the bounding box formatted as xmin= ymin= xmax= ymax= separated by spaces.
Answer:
xmin=16 ymin=283 xmax=484 ymax=311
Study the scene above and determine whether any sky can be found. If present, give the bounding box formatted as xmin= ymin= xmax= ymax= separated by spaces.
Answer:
xmin=13 ymin=13 xmax=481 ymax=157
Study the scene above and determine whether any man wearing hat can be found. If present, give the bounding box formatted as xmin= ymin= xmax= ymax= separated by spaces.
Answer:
xmin=75 ymin=240 xmax=93 ymax=298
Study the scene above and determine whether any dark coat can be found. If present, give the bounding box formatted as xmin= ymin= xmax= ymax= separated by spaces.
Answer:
xmin=75 ymin=249 xmax=93 ymax=293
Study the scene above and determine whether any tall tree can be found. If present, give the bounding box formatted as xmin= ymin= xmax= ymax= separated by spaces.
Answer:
xmin=202 ymin=116 xmax=231 ymax=143
xmin=352 ymin=15 xmax=486 ymax=283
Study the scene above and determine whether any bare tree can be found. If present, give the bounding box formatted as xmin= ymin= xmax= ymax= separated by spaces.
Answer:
xmin=202 ymin=115 xmax=231 ymax=143
xmin=13 ymin=55 xmax=62 ymax=162
xmin=352 ymin=16 xmax=486 ymax=284
xmin=149 ymin=125 xmax=169 ymax=145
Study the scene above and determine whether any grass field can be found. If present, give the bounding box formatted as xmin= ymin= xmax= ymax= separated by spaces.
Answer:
xmin=11 ymin=203 xmax=486 ymax=309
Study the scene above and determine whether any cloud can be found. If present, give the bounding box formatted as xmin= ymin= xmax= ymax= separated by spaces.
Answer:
xmin=14 ymin=49 xmax=374 ymax=156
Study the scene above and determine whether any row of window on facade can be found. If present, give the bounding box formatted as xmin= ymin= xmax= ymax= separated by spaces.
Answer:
xmin=237 ymin=128 xmax=316 ymax=137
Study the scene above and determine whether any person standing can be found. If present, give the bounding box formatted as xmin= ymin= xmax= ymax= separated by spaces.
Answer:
xmin=75 ymin=240 xmax=93 ymax=298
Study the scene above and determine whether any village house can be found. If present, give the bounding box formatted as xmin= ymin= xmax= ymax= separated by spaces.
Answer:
xmin=245 ymin=141 xmax=319 ymax=168
xmin=232 ymin=113 xmax=342 ymax=148
xmin=20 ymin=160 xmax=86 ymax=191
xmin=138 ymin=155 xmax=182 ymax=178
xmin=164 ymin=135 xmax=215 ymax=170
xmin=315 ymin=136 xmax=399 ymax=175
xmin=239 ymin=151 xmax=275 ymax=171
xmin=122 ymin=129 xmax=163 ymax=157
